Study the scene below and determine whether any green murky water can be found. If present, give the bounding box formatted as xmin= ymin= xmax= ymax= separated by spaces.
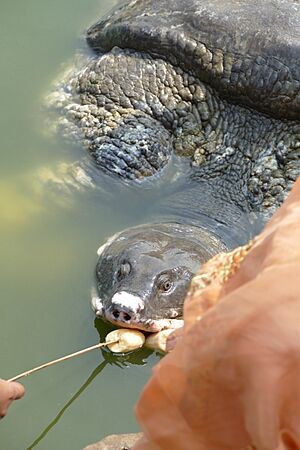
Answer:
xmin=0 ymin=1 xmax=159 ymax=448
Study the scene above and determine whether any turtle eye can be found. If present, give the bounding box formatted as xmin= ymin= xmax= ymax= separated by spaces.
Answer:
xmin=116 ymin=261 xmax=131 ymax=280
xmin=157 ymin=276 xmax=173 ymax=293
xmin=162 ymin=280 xmax=172 ymax=292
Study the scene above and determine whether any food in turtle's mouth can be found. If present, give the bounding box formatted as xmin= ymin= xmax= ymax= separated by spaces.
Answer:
xmin=105 ymin=329 xmax=145 ymax=353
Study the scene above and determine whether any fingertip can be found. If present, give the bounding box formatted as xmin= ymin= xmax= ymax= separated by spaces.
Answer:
xmin=9 ymin=381 xmax=25 ymax=400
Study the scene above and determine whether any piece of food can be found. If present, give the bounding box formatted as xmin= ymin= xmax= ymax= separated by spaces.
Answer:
xmin=105 ymin=329 xmax=145 ymax=353
xmin=145 ymin=329 xmax=175 ymax=353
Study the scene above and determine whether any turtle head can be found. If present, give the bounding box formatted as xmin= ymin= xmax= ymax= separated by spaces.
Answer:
xmin=92 ymin=223 xmax=226 ymax=332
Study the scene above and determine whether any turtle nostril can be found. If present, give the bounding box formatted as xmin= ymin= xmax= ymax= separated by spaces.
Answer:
xmin=123 ymin=312 xmax=131 ymax=321
xmin=112 ymin=309 xmax=120 ymax=319
xmin=110 ymin=306 xmax=135 ymax=323
xmin=118 ymin=310 xmax=135 ymax=322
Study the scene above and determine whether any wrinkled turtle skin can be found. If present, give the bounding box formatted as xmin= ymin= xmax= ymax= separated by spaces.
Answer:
xmin=50 ymin=0 xmax=300 ymax=331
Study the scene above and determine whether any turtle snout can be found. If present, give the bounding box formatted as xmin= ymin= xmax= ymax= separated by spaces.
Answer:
xmin=111 ymin=305 xmax=136 ymax=323
xmin=109 ymin=291 xmax=145 ymax=325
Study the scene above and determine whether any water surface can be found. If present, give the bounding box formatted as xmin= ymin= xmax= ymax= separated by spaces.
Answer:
xmin=0 ymin=1 xmax=160 ymax=448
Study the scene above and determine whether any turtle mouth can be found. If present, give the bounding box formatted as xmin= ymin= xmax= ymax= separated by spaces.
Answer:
xmin=91 ymin=295 xmax=183 ymax=332
xmin=103 ymin=312 xmax=183 ymax=333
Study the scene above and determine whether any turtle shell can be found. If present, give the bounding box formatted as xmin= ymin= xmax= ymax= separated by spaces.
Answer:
xmin=87 ymin=0 xmax=300 ymax=120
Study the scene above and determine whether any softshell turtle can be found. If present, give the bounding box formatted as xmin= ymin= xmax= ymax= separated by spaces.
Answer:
xmin=50 ymin=0 xmax=300 ymax=331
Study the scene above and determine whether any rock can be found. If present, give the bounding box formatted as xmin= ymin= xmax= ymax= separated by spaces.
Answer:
xmin=84 ymin=432 xmax=143 ymax=450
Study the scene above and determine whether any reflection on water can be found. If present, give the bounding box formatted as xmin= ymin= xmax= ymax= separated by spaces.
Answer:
xmin=27 ymin=360 xmax=109 ymax=450
xmin=0 ymin=0 xmax=159 ymax=449
xmin=27 ymin=337 xmax=153 ymax=450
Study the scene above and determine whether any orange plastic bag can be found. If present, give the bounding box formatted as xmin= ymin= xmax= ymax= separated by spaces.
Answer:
xmin=134 ymin=179 xmax=300 ymax=450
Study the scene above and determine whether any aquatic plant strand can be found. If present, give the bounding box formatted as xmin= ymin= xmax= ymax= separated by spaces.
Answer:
xmin=7 ymin=340 xmax=118 ymax=382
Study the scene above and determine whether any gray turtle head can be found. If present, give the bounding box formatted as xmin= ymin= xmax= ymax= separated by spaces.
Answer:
xmin=92 ymin=223 xmax=226 ymax=332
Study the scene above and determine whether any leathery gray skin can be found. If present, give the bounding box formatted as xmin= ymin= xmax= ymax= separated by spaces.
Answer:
xmin=49 ymin=0 xmax=300 ymax=330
